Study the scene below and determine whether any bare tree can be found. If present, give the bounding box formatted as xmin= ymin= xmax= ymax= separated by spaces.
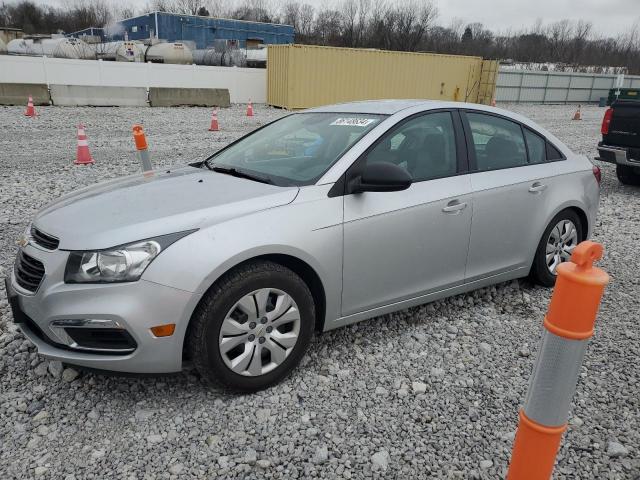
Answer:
xmin=298 ymin=3 xmax=314 ymax=39
xmin=2 ymin=0 xmax=640 ymax=73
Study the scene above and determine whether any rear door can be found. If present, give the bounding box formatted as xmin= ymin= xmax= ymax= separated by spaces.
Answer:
xmin=341 ymin=110 xmax=473 ymax=316
xmin=462 ymin=111 xmax=562 ymax=281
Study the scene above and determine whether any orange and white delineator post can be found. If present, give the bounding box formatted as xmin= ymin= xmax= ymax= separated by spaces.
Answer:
xmin=132 ymin=124 xmax=153 ymax=173
xmin=507 ymin=241 xmax=609 ymax=480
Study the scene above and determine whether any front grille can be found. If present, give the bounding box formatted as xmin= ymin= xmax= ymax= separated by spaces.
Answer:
xmin=31 ymin=226 xmax=59 ymax=250
xmin=14 ymin=251 xmax=45 ymax=293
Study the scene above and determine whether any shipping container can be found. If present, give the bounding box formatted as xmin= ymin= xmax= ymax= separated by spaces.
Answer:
xmin=267 ymin=44 xmax=498 ymax=109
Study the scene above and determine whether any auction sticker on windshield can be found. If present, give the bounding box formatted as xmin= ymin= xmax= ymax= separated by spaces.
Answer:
xmin=330 ymin=118 xmax=378 ymax=127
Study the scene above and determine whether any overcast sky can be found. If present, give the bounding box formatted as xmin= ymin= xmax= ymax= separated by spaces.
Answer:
xmin=432 ymin=0 xmax=639 ymax=37
xmin=38 ymin=0 xmax=640 ymax=37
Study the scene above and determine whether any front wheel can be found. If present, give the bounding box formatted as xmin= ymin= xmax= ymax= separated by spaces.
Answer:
xmin=616 ymin=165 xmax=640 ymax=186
xmin=187 ymin=261 xmax=315 ymax=392
xmin=530 ymin=210 xmax=583 ymax=287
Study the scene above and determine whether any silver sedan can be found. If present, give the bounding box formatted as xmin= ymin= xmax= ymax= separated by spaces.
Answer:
xmin=6 ymin=100 xmax=601 ymax=391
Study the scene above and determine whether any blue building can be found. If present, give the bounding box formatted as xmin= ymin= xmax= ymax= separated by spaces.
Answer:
xmin=116 ymin=12 xmax=294 ymax=49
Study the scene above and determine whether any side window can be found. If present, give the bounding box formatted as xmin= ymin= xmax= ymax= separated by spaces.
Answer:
xmin=546 ymin=141 xmax=564 ymax=160
xmin=365 ymin=112 xmax=458 ymax=182
xmin=524 ymin=128 xmax=547 ymax=164
xmin=467 ymin=113 xmax=527 ymax=171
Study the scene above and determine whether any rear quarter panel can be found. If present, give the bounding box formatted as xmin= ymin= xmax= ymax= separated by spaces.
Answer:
xmin=543 ymin=154 xmax=599 ymax=241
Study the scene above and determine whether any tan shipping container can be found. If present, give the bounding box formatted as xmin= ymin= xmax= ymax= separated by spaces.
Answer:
xmin=268 ymin=44 xmax=498 ymax=109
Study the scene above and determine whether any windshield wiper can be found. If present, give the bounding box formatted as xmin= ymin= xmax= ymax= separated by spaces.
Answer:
xmin=209 ymin=164 xmax=273 ymax=185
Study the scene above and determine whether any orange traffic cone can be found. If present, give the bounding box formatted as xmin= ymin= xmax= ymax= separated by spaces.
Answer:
xmin=24 ymin=96 xmax=37 ymax=117
xmin=246 ymin=100 xmax=254 ymax=117
xmin=209 ymin=108 xmax=219 ymax=131
xmin=74 ymin=124 xmax=94 ymax=165
xmin=572 ymin=105 xmax=582 ymax=120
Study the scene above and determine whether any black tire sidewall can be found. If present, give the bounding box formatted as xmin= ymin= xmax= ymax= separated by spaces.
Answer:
xmin=532 ymin=210 xmax=583 ymax=287
xmin=197 ymin=264 xmax=314 ymax=391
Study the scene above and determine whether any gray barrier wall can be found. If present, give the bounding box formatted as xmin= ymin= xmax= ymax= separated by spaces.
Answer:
xmin=50 ymin=85 xmax=148 ymax=107
xmin=496 ymin=69 xmax=640 ymax=104
xmin=0 ymin=83 xmax=50 ymax=105
xmin=149 ymin=87 xmax=231 ymax=107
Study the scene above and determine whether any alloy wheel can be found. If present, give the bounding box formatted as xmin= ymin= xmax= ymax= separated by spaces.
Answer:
xmin=545 ymin=219 xmax=578 ymax=275
xmin=218 ymin=288 xmax=301 ymax=376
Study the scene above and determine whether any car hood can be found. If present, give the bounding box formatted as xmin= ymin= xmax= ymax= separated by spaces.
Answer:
xmin=33 ymin=166 xmax=299 ymax=250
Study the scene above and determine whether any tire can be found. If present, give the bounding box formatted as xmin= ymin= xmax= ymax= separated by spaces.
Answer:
xmin=616 ymin=165 xmax=640 ymax=186
xmin=530 ymin=209 xmax=583 ymax=287
xmin=187 ymin=260 xmax=315 ymax=392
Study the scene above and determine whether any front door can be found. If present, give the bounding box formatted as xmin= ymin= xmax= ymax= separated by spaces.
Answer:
xmin=341 ymin=111 xmax=472 ymax=316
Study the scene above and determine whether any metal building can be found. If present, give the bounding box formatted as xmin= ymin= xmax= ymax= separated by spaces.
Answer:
xmin=117 ymin=12 xmax=294 ymax=49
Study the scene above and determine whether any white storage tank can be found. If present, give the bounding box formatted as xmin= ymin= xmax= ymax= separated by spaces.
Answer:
xmin=145 ymin=42 xmax=193 ymax=65
xmin=7 ymin=37 xmax=95 ymax=59
xmin=225 ymin=49 xmax=247 ymax=67
xmin=193 ymin=49 xmax=223 ymax=66
xmin=115 ymin=41 xmax=146 ymax=62
xmin=245 ymin=48 xmax=266 ymax=67
xmin=95 ymin=41 xmax=122 ymax=61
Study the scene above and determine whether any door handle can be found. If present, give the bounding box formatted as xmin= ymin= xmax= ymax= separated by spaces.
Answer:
xmin=442 ymin=200 xmax=467 ymax=214
xmin=528 ymin=182 xmax=548 ymax=193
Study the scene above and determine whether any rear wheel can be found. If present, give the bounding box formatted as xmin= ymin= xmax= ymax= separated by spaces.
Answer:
xmin=530 ymin=210 xmax=583 ymax=287
xmin=187 ymin=261 xmax=315 ymax=392
xmin=616 ymin=165 xmax=640 ymax=186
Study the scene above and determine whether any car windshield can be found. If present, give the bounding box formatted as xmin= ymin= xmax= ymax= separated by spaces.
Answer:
xmin=205 ymin=112 xmax=387 ymax=186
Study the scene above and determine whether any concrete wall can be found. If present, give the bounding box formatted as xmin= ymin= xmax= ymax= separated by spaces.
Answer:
xmin=0 ymin=55 xmax=266 ymax=103
xmin=50 ymin=85 xmax=148 ymax=106
xmin=496 ymin=69 xmax=640 ymax=103
xmin=0 ymin=83 xmax=49 ymax=105
xmin=149 ymin=87 xmax=230 ymax=107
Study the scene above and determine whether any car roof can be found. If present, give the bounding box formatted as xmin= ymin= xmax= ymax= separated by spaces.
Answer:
xmin=305 ymin=99 xmax=481 ymax=115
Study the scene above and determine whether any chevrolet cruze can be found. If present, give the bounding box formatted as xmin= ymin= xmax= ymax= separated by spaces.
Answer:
xmin=6 ymin=100 xmax=601 ymax=391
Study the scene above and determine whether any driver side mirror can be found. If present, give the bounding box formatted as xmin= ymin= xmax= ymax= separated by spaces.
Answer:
xmin=349 ymin=161 xmax=413 ymax=194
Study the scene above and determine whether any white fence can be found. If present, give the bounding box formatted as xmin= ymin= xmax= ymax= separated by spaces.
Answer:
xmin=0 ymin=55 xmax=266 ymax=104
xmin=496 ymin=69 xmax=640 ymax=104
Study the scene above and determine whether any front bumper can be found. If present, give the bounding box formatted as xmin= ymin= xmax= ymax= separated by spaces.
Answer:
xmin=6 ymin=244 xmax=201 ymax=373
xmin=596 ymin=144 xmax=640 ymax=167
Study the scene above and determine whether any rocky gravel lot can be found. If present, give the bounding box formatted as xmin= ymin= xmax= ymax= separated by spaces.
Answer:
xmin=0 ymin=103 xmax=638 ymax=479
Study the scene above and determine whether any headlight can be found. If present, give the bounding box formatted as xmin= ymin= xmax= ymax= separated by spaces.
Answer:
xmin=64 ymin=231 xmax=195 ymax=284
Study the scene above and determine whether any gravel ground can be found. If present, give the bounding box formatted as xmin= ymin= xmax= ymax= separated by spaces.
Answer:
xmin=0 ymin=103 xmax=638 ymax=479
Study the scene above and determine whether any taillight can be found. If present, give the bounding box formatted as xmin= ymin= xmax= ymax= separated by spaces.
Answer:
xmin=601 ymin=108 xmax=613 ymax=135
xmin=592 ymin=165 xmax=602 ymax=185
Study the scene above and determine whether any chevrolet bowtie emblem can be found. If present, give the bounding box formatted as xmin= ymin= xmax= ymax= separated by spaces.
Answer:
xmin=16 ymin=235 xmax=29 ymax=248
